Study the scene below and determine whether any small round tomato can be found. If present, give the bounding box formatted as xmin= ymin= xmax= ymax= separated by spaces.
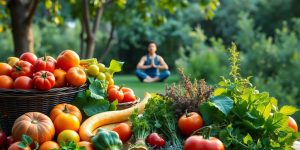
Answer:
xmin=56 ymin=50 xmax=80 ymax=71
xmin=14 ymin=76 xmax=33 ymax=90
xmin=11 ymin=60 xmax=33 ymax=79
xmin=39 ymin=141 xmax=60 ymax=150
xmin=178 ymin=112 xmax=204 ymax=136
xmin=34 ymin=56 xmax=56 ymax=73
xmin=146 ymin=133 xmax=166 ymax=148
xmin=33 ymin=71 xmax=55 ymax=91
xmin=183 ymin=136 xmax=225 ymax=150
xmin=0 ymin=75 xmax=14 ymax=89
xmin=7 ymin=57 xmax=19 ymax=67
xmin=97 ymin=63 xmax=106 ymax=72
xmin=8 ymin=142 xmax=30 ymax=150
xmin=20 ymin=52 xmax=37 ymax=65
xmin=57 ymin=130 xmax=80 ymax=143
xmin=6 ymin=136 xmax=14 ymax=149
xmin=54 ymin=113 xmax=80 ymax=134
xmin=0 ymin=63 xmax=12 ymax=76
xmin=121 ymin=87 xmax=134 ymax=94
xmin=288 ymin=116 xmax=298 ymax=132
xmin=112 ymin=123 xmax=132 ymax=142
xmin=77 ymin=141 xmax=94 ymax=150
xmin=53 ymin=69 xmax=67 ymax=88
xmin=108 ymin=87 xmax=124 ymax=103
xmin=66 ymin=67 xmax=87 ymax=87
xmin=123 ymin=92 xmax=136 ymax=102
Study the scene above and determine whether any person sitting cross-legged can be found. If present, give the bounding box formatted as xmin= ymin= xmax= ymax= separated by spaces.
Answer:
xmin=135 ymin=41 xmax=170 ymax=83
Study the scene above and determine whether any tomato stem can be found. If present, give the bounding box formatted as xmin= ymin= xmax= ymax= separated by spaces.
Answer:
xmin=63 ymin=105 xmax=69 ymax=113
xmin=41 ymin=72 xmax=48 ymax=78
xmin=43 ymin=53 xmax=47 ymax=61
xmin=185 ymin=110 xmax=190 ymax=117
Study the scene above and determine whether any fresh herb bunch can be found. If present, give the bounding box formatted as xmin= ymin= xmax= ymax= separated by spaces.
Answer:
xmin=165 ymin=68 xmax=213 ymax=118
xmin=143 ymin=94 xmax=182 ymax=149
xmin=199 ymin=43 xmax=300 ymax=149
xmin=55 ymin=141 xmax=85 ymax=150
xmin=129 ymin=109 xmax=150 ymax=150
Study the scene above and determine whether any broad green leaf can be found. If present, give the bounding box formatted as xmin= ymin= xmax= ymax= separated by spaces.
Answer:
xmin=83 ymin=99 xmax=110 ymax=116
xmin=109 ymin=100 xmax=118 ymax=111
xmin=279 ymin=105 xmax=299 ymax=116
xmin=210 ymin=96 xmax=234 ymax=116
xmin=199 ymin=102 xmax=225 ymax=124
xmin=213 ymin=88 xmax=227 ymax=96
xmin=89 ymin=80 xmax=107 ymax=100
xmin=243 ymin=133 xmax=253 ymax=144
xmin=107 ymin=59 xmax=124 ymax=75
xmin=88 ymin=76 xmax=95 ymax=84
xmin=265 ymin=113 xmax=288 ymax=132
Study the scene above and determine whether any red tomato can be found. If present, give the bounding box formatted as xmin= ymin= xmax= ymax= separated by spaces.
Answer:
xmin=11 ymin=60 xmax=33 ymax=79
xmin=34 ymin=56 xmax=56 ymax=73
xmin=20 ymin=52 xmax=37 ymax=65
xmin=178 ymin=112 xmax=204 ymax=136
xmin=146 ymin=133 xmax=166 ymax=148
xmin=108 ymin=87 xmax=124 ymax=103
xmin=66 ymin=67 xmax=87 ymax=87
xmin=112 ymin=123 xmax=132 ymax=142
xmin=0 ymin=75 xmax=14 ymax=89
xmin=8 ymin=142 xmax=30 ymax=150
xmin=33 ymin=71 xmax=55 ymax=91
xmin=183 ymin=136 xmax=225 ymax=150
xmin=0 ymin=63 xmax=12 ymax=75
xmin=288 ymin=116 xmax=298 ymax=132
xmin=56 ymin=50 xmax=80 ymax=71
xmin=14 ymin=76 xmax=33 ymax=90
xmin=121 ymin=87 xmax=134 ymax=94
xmin=123 ymin=92 xmax=136 ymax=102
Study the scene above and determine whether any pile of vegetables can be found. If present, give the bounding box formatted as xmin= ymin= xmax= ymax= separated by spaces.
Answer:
xmin=128 ymin=43 xmax=300 ymax=150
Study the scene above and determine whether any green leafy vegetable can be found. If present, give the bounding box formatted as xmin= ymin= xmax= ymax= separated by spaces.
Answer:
xmin=199 ymin=43 xmax=300 ymax=149
xmin=107 ymin=59 xmax=124 ymax=76
xmin=73 ymin=79 xmax=117 ymax=117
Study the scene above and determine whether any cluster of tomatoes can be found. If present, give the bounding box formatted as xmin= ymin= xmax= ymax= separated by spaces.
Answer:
xmin=107 ymin=85 xmax=136 ymax=103
xmin=0 ymin=50 xmax=87 ymax=91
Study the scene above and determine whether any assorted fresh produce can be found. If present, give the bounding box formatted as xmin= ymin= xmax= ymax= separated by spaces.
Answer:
xmin=0 ymin=50 xmax=87 ymax=91
xmin=1 ymin=43 xmax=300 ymax=150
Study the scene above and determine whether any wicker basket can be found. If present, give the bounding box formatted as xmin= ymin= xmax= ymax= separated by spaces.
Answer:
xmin=117 ymin=97 xmax=140 ymax=110
xmin=0 ymin=85 xmax=87 ymax=134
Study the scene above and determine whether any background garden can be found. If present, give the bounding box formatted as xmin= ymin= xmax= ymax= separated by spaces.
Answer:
xmin=1 ymin=0 xmax=300 ymax=122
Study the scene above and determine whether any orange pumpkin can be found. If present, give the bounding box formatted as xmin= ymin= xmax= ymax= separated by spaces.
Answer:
xmin=39 ymin=141 xmax=60 ymax=150
xmin=12 ymin=112 xmax=55 ymax=144
xmin=50 ymin=103 xmax=82 ymax=123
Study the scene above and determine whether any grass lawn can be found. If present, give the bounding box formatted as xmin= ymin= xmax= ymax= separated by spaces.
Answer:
xmin=114 ymin=74 xmax=180 ymax=98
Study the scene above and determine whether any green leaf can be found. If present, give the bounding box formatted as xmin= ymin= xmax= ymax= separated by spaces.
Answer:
xmin=89 ymin=80 xmax=107 ymax=100
xmin=83 ymin=99 xmax=110 ymax=116
xmin=107 ymin=59 xmax=124 ymax=75
xmin=109 ymin=100 xmax=118 ymax=111
xmin=265 ymin=113 xmax=288 ymax=132
xmin=88 ymin=76 xmax=95 ymax=84
xmin=213 ymin=88 xmax=227 ymax=96
xmin=279 ymin=105 xmax=299 ymax=115
xmin=199 ymin=102 xmax=225 ymax=124
xmin=210 ymin=96 xmax=234 ymax=116
xmin=22 ymin=134 xmax=32 ymax=145
xmin=243 ymin=133 xmax=253 ymax=144
xmin=18 ymin=142 xmax=28 ymax=149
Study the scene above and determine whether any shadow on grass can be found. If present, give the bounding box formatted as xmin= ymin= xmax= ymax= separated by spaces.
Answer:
xmin=114 ymin=74 xmax=180 ymax=98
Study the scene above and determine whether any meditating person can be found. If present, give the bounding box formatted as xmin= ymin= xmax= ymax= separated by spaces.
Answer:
xmin=135 ymin=41 xmax=171 ymax=82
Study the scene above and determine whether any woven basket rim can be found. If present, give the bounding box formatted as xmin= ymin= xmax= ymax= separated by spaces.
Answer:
xmin=0 ymin=84 xmax=88 ymax=94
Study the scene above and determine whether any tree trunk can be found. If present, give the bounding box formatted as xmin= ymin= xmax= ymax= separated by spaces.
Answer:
xmin=8 ymin=0 xmax=39 ymax=56
xmin=99 ymin=24 xmax=115 ymax=62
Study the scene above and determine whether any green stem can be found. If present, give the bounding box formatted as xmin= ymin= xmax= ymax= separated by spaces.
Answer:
xmin=63 ymin=105 xmax=69 ymax=113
